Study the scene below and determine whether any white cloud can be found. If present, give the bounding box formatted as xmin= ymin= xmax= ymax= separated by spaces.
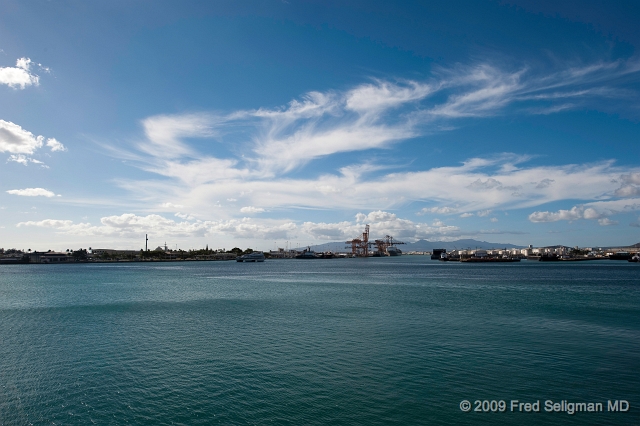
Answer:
xmin=621 ymin=172 xmax=640 ymax=185
xmin=0 ymin=121 xmax=64 ymax=166
xmin=527 ymin=200 xmax=638 ymax=223
xmin=99 ymin=58 xmax=640 ymax=228
xmin=6 ymin=188 xmax=57 ymax=197
xmin=490 ymin=217 xmax=498 ymax=222
xmin=535 ymin=179 xmax=554 ymax=189
xmin=115 ymin=154 xmax=640 ymax=226
xmin=301 ymin=221 xmax=355 ymax=240
xmin=18 ymin=219 xmax=73 ymax=228
xmin=140 ymin=113 xmax=216 ymax=159
xmin=0 ymin=57 xmax=40 ymax=89
xmin=0 ymin=120 xmax=44 ymax=154
xmin=7 ymin=154 xmax=49 ymax=167
xmin=126 ymin=58 xmax=640 ymax=179
xmin=418 ymin=206 xmax=457 ymax=215
xmin=161 ymin=202 xmax=184 ymax=210
xmin=18 ymin=214 xmax=211 ymax=238
xmin=240 ymin=206 xmax=265 ymax=213
xmin=303 ymin=212 xmax=461 ymax=241
xmin=18 ymin=214 xmax=300 ymax=240
xmin=614 ymin=185 xmax=640 ymax=198
xmin=46 ymin=138 xmax=66 ymax=152
xmin=345 ymin=80 xmax=433 ymax=113
xmin=528 ymin=206 xmax=588 ymax=222
xmin=174 ymin=212 xmax=195 ymax=220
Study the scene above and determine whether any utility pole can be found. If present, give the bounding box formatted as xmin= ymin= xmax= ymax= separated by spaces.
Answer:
xmin=145 ymin=234 xmax=148 ymax=251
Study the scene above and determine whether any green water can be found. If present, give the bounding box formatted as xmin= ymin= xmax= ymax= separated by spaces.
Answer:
xmin=0 ymin=258 xmax=638 ymax=425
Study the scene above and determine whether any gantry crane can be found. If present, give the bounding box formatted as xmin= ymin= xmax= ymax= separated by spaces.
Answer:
xmin=346 ymin=225 xmax=405 ymax=257
xmin=373 ymin=235 xmax=406 ymax=256
xmin=346 ymin=224 xmax=370 ymax=257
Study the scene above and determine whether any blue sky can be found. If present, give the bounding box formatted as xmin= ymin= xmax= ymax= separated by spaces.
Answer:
xmin=1 ymin=0 xmax=640 ymax=251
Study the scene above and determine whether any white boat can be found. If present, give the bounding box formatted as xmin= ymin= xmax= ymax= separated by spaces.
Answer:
xmin=236 ymin=252 xmax=265 ymax=262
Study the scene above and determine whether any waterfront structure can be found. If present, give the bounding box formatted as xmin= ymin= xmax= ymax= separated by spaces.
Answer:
xmin=26 ymin=251 xmax=72 ymax=263
xmin=91 ymin=249 xmax=140 ymax=257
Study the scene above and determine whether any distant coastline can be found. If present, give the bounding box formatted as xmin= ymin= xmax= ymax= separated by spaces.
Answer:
xmin=1 ymin=239 xmax=639 ymax=264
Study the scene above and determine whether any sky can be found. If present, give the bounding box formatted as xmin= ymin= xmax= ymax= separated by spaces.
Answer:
xmin=1 ymin=0 xmax=640 ymax=252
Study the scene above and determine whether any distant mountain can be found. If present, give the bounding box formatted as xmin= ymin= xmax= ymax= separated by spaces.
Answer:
xmin=404 ymin=239 xmax=523 ymax=251
xmin=307 ymin=239 xmax=523 ymax=253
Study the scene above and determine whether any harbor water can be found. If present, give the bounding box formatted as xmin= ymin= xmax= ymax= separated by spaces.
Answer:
xmin=0 ymin=257 xmax=638 ymax=425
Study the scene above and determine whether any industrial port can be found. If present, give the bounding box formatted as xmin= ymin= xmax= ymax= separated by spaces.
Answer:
xmin=1 ymin=225 xmax=638 ymax=264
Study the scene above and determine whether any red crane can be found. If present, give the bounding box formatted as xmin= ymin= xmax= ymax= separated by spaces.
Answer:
xmin=346 ymin=224 xmax=370 ymax=257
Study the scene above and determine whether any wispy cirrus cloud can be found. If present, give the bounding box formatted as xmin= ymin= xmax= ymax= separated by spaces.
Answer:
xmin=113 ymin=154 xmax=640 ymax=225
xmin=94 ymin=58 xmax=640 ymax=236
xmin=121 ymin=58 xmax=640 ymax=180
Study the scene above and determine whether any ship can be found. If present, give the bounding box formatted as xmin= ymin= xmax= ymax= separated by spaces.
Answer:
xmin=609 ymin=252 xmax=632 ymax=260
xmin=295 ymin=247 xmax=318 ymax=259
xmin=386 ymin=246 xmax=402 ymax=256
xmin=460 ymin=256 xmax=520 ymax=263
xmin=236 ymin=252 xmax=266 ymax=262
xmin=431 ymin=249 xmax=446 ymax=260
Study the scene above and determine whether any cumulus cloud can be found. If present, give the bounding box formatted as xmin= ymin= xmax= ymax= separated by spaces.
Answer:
xmin=527 ymin=200 xmax=637 ymax=223
xmin=240 ymin=206 xmax=265 ymax=213
xmin=613 ymin=173 xmax=640 ymax=198
xmin=7 ymin=154 xmax=48 ymax=166
xmin=301 ymin=212 xmax=461 ymax=242
xmin=6 ymin=188 xmax=57 ymax=197
xmin=598 ymin=218 xmax=618 ymax=226
xmin=17 ymin=213 xmax=298 ymax=240
xmin=615 ymin=186 xmax=640 ymax=197
xmin=0 ymin=120 xmax=65 ymax=165
xmin=476 ymin=209 xmax=492 ymax=217
xmin=301 ymin=221 xmax=355 ymax=240
xmin=529 ymin=206 xmax=589 ymax=222
xmin=0 ymin=120 xmax=44 ymax=154
xmin=18 ymin=214 xmax=210 ymax=238
xmin=0 ymin=57 xmax=40 ymax=89
xmin=418 ymin=206 xmax=457 ymax=215
xmin=161 ymin=202 xmax=184 ymax=209
xmin=46 ymin=138 xmax=66 ymax=152
xmin=621 ymin=172 xmax=640 ymax=185
xmin=460 ymin=212 xmax=474 ymax=218
xmin=15 ymin=211 xmax=465 ymax=242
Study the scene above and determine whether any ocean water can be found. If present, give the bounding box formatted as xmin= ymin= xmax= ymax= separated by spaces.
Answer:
xmin=0 ymin=257 xmax=638 ymax=425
